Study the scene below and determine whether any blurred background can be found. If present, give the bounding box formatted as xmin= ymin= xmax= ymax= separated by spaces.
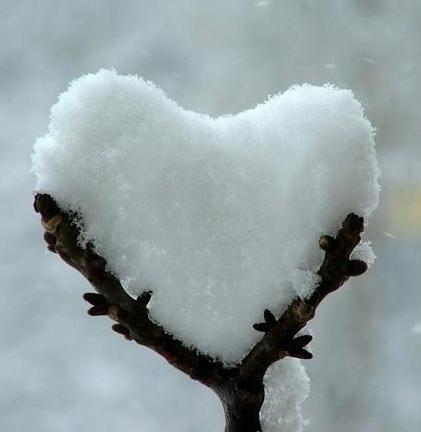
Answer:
xmin=1 ymin=0 xmax=420 ymax=430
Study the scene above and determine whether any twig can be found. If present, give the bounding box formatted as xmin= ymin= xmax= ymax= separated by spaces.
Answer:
xmin=34 ymin=193 xmax=367 ymax=431
xmin=34 ymin=193 xmax=231 ymax=386
xmin=240 ymin=213 xmax=366 ymax=382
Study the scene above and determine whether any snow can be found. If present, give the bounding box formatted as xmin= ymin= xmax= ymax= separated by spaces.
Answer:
xmin=291 ymin=269 xmax=321 ymax=300
xmin=260 ymin=358 xmax=310 ymax=432
xmin=32 ymin=69 xmax=379 ymax=364
xmin=350 ymin=241 xmax=376 ymax=268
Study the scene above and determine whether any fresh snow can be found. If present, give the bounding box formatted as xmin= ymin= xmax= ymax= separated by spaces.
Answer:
xmin=32 ymin=69 xmax=379 ymax=364
xmin=260 ymin=358 xmax=310 ymax=432
xmin=350 ymin=241 xmax=376 ymax=268
xmin=291 ymin=269 xmax=321 ymax=300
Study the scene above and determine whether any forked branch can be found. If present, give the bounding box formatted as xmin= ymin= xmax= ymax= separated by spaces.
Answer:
xmin=34 ymin=193 xmax=367 ymax=432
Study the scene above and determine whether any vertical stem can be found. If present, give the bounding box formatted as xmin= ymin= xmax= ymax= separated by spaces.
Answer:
xmin=213 ymin=380 xmax=264 ymax=432
xmin=223 ymin=407 xmax=262 ymax=432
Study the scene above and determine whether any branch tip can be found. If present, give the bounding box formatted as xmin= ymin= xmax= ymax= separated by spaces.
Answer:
xmin=83 ymin=292 xmax=107 ymax=306
xmin=253 ymin=322 xmax=269 ymax=333
xmin=34 ymin=193 xmax=60 ymax=219
xmin=263 ymin=309 xmax=277 ymax=326
xmin=137 ymin=290 xmax=152 ymax=307
xmin=87 ymin=305 xmax=108 ymax=316
xmin=343 ymin=212 xmax=364 ymax=233
xmin=292 ymin=348 xmax=313 ymax=360
xmin=112 ymin=323 xmax=133 ymax=340
xmin=293 ymin=334 xmax=313 ymax=348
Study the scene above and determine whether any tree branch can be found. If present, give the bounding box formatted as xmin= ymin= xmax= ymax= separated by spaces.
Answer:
xmin=239 ymin=213 xmax=366 ymax=383
xmin=34 ymin=193 xmax=367 ymax=431
xmin=34 ymin=193 xmax=232 ymax=387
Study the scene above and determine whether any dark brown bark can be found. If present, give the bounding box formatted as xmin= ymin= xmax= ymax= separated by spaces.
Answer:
xmin=34 ymin=193 xmax=367 ymax=431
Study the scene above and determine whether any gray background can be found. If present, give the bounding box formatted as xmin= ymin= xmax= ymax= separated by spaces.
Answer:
xmin=1 ymin=1 xmax=420 ymax=431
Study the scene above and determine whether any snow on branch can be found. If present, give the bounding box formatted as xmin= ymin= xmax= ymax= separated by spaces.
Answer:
xmin=34 ymin=193 xmax=368 ymax=431
xmin=32 ymin=70 xmax=379 ymax=364
xmin=32 ymin=70 xmax=379 ymax=431
xmin=34 ymin=193 xmax=229 ymax=386
xmin=240 ymin=212 xmax=366 ymax=383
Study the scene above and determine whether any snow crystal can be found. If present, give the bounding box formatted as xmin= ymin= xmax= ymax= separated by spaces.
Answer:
xmin=351 ymin=241 xmax=376 ymax=268
xmin=291 ymin=269 xmax=321 ymax=299
xmin=32 ymin=69 xmax=379 ymax=363
xmin=260 ymin=358 xmax=310 ymax=432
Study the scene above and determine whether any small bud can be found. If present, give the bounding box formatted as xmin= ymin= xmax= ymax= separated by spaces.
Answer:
xmin=87 ymin=305 xmax=108 ymax=316
xmin=253 ymin=322 xmax=269 ymax=333
xmin=293 ymin=335 xmax=313 ymax=348
xmin=319 ymin=235 xmax=335 ymax=251
xmin=344 ymin=213 xmax=364 ymax=233
xmin=346 ymin=259 xmax=368 ymax=277
xmin=264 ymin=309 xmax=277 ymax=326
xmin=112 ymin=324 xmax=132 ymax=340
xmin=83 ymin=292 xmax=107 ymax=306
xmin=293 ymin=348 xmax=313 ymax=360
xmin=137 ymin=291 xmax=152 ymax=307
xmin=34 ymin=194 xmax=60 ymax=219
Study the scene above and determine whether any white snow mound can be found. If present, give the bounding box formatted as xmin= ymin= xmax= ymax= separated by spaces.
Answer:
xmin=32 ymin=69 xmax=380 ymax=364
xmin=260 ymin=358 xmax=310 ymax=432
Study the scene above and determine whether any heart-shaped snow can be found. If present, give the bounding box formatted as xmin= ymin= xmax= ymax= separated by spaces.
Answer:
xmin=33 ymin=70 xmax=379 ymax=364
